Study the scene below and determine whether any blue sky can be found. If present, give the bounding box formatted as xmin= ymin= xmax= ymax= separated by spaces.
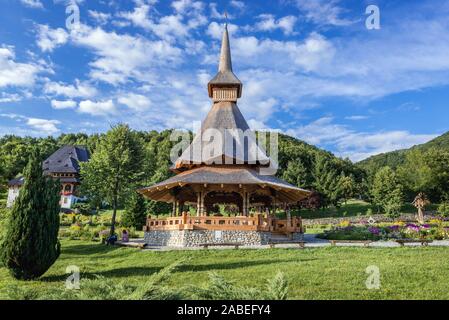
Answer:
xmin=1 ymin=0 xmax=449 ymax=161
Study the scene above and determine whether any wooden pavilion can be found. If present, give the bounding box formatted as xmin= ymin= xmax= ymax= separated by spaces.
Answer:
xmin=139 ymin=24 xmax=310 ymax=247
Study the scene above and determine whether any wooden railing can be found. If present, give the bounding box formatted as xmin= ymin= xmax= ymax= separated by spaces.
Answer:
xmin=144 ymin=213 xmax=303 ymax=234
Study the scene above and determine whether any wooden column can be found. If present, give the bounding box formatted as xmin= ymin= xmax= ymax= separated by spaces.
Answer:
xmin=172 ymin=200 xmax=177 ymax=217
xmin=196 ymin=192 xmax=201 ymax=216
xmin=242 ymin=191 xmax=248 ymax=216
xmin=178 ymin=201 xmax=184 ymax=216
xmin=196 ymin=191 xmax=206 ymax=216
xmin=286 ymin=205 xmax=292 ymax=229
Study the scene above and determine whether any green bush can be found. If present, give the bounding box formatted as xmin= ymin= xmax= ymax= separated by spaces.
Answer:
xmin=438 ymin=202 xmax=449 ymax=217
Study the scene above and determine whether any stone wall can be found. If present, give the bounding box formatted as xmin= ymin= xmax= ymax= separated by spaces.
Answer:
xmin=302 ymin=212 xmax=441 ymax=226
xmin=144 ymin=230 xmax=302 ymax=247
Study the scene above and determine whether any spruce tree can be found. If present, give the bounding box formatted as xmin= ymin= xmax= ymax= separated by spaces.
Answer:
xmin=80 ymin=124 xmax=144 ymax=236
xmin=1 ymin=151 xmax=61 ymax=280
xmin=122 ymin=192 xmax=147 ymax=230
xmin=371 ymin=166 xmax=404 ymax=217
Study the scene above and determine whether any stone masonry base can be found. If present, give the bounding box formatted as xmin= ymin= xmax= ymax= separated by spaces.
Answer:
xmin=144 ymin=230 xmax=303 ymax=247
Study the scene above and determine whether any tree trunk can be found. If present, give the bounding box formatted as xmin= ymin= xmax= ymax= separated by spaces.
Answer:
xmin=110 ymin=182 xmax=119 ymax=236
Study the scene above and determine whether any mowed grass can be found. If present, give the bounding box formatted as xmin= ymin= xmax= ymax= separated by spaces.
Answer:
xmin=1 ymin=239 xmax=449 ymax=299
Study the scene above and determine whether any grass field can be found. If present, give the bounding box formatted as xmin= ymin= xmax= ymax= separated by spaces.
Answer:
xmin=1 ymin=239 xmax=449 ymax=300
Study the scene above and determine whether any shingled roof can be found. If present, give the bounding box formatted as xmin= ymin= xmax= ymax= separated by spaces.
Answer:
xmin=140 ymin=166 xmax=309 ymax=203
xmin=173 ymin=101 xmax=271 ymax=170
xmin=42 ymin=145 xmax=90 ymax=175
xmin=8 ymin=176 xmax=24 ymax=186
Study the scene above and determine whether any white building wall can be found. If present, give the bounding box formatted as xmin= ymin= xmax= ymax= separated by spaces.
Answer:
xmin=6 ymin=186 xmax=21 ymax=208
xmin=7 ymin=186 xmax=81 ymax=210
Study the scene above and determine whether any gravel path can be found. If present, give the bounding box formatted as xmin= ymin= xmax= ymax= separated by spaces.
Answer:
xmin=125 ymin=236 xmax=449 ymax=251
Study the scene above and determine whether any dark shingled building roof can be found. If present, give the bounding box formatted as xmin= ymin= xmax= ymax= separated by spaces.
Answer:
xmin=42 ymin=145 xmax=90 ymax=175
xmin=8 ymin=176 xmax=25 ymax=186
xmin=8 ymin=145 xmax=90 ymax=186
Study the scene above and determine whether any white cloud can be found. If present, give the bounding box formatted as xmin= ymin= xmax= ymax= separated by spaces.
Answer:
xmin=88 ymin=10 xmax=111 ymax=25
xmin=232 ymin=32 xmax=335 ymax=72
xmin=78 ymin=99 xmax=116 ymax=116
xmin=1 ymin=113 xmax=61 ymax=135
xmin=51 ymin=99 xmax=77 ymax=109
xmin=254 ymin=14 xmax=298 ymax=35
xmin=118 ymin=93 xmax=151 ymax=111
xmin=230 ymin=0 xmax=245 ymax=10
xmin=0 ymin=46 xmax=43 ymax=88
xmin=71 ymin=25 xmax=182 ymax=84
xmin=36 ymin=25 xmax=69 ymax=52
xmin=345 ymin=115 xmax=368 ymax=121
xmin=207 ymin=22 xmax=238 ymax=39
xmin=172 ymin=0 xmax=203 ymax=14
xmin=294 ymin=0 xmax=354 ymax=26
xmin=27 ymin=118 xmax=60 ymax=134
xmin=287 ymin=117 xmax=437 ymax=161
xmin=118 ymin=2 xmax=206 ymax=42
xmin=20 ymin=0 xmax=43 ymax=9
xmin=44 ymin=80 xmax=98 ymax=98
xmin=0 ymin=93 xmax=22 ymax=103
xmin=209 ymin=3 xmax=224 ymax=19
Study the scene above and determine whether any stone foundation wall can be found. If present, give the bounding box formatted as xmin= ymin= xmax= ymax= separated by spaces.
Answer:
xmin=144 ymin=230 xmax=299 ymax=247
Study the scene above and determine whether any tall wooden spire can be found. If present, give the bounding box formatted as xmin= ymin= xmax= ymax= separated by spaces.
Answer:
xmin=208 ymin=24 xmax=242 ymax=101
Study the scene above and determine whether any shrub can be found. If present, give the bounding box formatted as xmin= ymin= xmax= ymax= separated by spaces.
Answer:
xmin=384 ymin=202 xmax=402 ymax=218
xmin=437 ymin=202 xmax=449 ymax=217
xmin=188 ymin=271 xmax=289 ymax=300
xmin=122 ymin=192 xmax=147 ymax=230
xmin=72 ymin=202 xmax=93 ymax=215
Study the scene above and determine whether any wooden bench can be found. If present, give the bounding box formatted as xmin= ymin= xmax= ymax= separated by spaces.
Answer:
xmin=329 ymin=240 xmax=372 ymax=247
xmin=200 ymin=243 xmax=242 ymax=249
xmin=395 ymin=239 xmax=433 ymax=247
xmin=115 ymin=241 xmax=147 ymax=249
xmin=268 ymin=241 xmax=307 ymax=249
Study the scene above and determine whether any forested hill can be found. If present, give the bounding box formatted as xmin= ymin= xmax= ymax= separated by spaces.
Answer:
xmin=357 ymin=131 xmax=449 ymax=172
xmin=0 ymin=130 xmax=364 ymax=207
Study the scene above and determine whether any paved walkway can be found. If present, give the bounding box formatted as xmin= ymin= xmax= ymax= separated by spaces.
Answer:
xmin=120 ymin=235 xmax=449 ymax=251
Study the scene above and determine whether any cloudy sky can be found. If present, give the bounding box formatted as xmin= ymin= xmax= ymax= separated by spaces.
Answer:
xmin=1 ymin=0 xmax=449 ymax=161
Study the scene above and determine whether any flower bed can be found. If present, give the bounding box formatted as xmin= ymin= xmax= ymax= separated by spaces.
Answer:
xmin=317 ymin=219 xmax=449 ymax=241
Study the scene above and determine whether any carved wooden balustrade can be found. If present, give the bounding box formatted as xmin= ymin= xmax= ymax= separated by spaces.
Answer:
xmin=144 ymin=212 xmax=303 ymax=234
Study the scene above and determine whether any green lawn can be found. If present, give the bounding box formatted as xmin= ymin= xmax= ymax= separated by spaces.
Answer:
xmin=1 ymin=239 xmax=449 ymax=300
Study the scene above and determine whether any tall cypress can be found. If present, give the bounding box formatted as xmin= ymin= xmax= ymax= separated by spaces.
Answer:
xmin=1 ymin=151 xmax=61 ymax=280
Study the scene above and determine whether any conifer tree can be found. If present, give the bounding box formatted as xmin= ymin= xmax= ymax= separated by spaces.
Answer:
xmin=122 ymin=192 xmax=147 ymax=230
xmin=1 ymin=151 xmax=61 ymax=280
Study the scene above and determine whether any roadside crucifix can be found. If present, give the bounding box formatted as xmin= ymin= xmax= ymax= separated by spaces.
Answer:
xmin=412 ymin=192 xmax=430 ymax=224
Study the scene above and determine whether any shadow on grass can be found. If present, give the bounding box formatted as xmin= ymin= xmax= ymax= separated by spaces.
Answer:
xmin=40 ymin=266 xmax=163 ymax=282
xmin=179 ymin=257 xmax=317 ymax=272
xmin=61 ymin=243 xmax=120 ymax=255
xmin=40 ymin=257 xmax=317 ymax=283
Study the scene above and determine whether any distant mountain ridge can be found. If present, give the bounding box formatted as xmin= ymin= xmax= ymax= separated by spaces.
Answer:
xmin=357 ymin=131 xmax=449 ymax=170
